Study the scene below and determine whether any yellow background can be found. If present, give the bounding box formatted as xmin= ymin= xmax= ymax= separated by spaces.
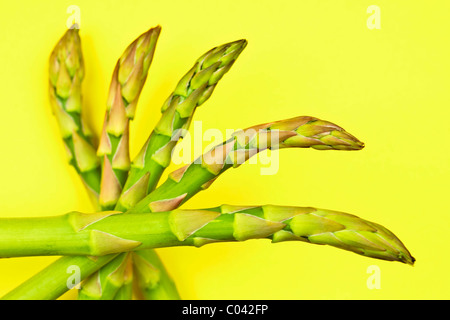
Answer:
xmin=0 ymin=0 xmax=449 ymax=299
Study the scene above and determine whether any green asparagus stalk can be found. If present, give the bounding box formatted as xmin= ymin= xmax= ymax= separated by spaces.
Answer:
xmin=0 ymin=206 xmax=415 ymax=265
xmin=115 ymin=39 xmax=247 ymax=212
xmin=49 ymin=27 xmax=101 ymax=208
xmin=3 ymin=115 xmax=364 ymax=299
xmin=97 ymin=26 xmax=160 ymax=210
xmin=1 ymin=255 xmax=116 ymax=300
xmin=129 ymin=115 xmax=364 ymax=214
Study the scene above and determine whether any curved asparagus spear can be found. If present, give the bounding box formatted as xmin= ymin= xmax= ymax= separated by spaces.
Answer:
xmin=129 ymin=115 xmax=364 ymax=214
xmin=115 ymin=39 xmax=247 ymax=212
xmin=97 ymin=26 xmax=160 ymax=210
xmin=0 ymin=206 xmax=415 ymax=265
xmin=49 ymin=27 xmax=101 ymax=208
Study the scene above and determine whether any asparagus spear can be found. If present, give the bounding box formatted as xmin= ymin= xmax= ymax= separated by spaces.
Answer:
xmin=0 ymin=206 xmax=414 ymax=265
xmin=129 ymin=115 xmax=364 ymax=214
xmin=115 ymin=39 xmax=247 ymax=211
xmin=49 ymin=27 xmax=101 ymax=208
xmin=3 ymin=115 xmax=364 ymax=299
xmin=97 ymin=26 xmax=160 ymax=210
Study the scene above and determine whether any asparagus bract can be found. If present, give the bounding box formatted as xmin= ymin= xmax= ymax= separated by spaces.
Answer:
xmin=0 ymin=206 xmax=414 ymax=265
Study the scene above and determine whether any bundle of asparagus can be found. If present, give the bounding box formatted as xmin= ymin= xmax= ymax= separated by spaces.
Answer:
xmin=0 ymin=23 xmax=414 ymax=300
